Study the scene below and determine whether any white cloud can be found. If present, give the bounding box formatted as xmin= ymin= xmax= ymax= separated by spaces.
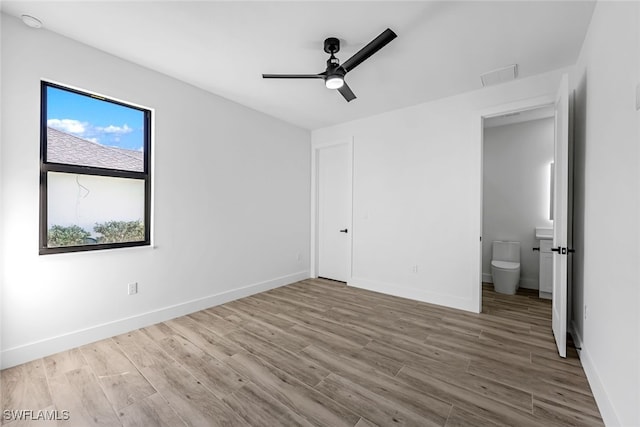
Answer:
xmin=47 ymin=120 xmax=135 ymax=146
xmin=47 ymin=119 xmax=87 ymax=134
xmin=97 ymin=124 xmax=132 ymax=135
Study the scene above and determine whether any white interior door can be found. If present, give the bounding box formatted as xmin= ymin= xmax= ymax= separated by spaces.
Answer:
xmin=318 ymin=143 xmax=351 ymax=282
xmin=552 ymin=74 xmax=569 ymax=358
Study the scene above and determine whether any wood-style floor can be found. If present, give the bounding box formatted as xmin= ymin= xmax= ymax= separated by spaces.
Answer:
xmin=1 ymin=279 xmax=603 ymax=426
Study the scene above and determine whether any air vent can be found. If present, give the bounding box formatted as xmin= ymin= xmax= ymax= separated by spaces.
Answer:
xmin=480 ymin=64 xmax=518 ymax=87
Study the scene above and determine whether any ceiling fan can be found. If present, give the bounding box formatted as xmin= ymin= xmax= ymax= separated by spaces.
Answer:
xmin=262 ymin=28 xmax=397 ymax=102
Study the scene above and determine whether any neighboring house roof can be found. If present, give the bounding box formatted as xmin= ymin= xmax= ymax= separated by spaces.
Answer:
xmin=47 ymin=127 xmax=143 ymax=172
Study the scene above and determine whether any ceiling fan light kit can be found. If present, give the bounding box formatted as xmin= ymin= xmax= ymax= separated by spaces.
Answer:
xmin=262 ymin=28 xmax=397 ymax=102
xmin=325 ymin=76 xmax=344 ymax=90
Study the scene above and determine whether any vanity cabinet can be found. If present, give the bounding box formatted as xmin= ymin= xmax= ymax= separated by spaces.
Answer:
xmin=539 ymin=239 xmax=553 ymax=298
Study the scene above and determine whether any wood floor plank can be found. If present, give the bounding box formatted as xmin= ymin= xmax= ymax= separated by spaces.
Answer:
xmin=287 ymin=286 xmax=378 ymax=316
xmin=443 ymin=311 xmax=531 ymax=334
xmin=445 ymin=406 xmax=501 ymax=427
xmin=467 ymin=354 xmax=592 ymax=397
xmin=401 ymin=354 xmax=533 ymax=413
xmin=47 ymin=366 xmax=120 ymax=427
xmin=138 ymin=323 xmax=175 ymax=342
xmin=271 ymin=285 xmax=369 ymax=313
xmin=532 ymin=381 xmax=601 ymax=418
xmin=117 ymin=392 xmax=187 ymax=427
xmin=238 ymin=320 xmax=310 ymax=353
xmin=366 ymin=338 xmax=470 ymax=372
xmin=258 ymin=292 xmax=327 ymax=314
xmin=225 ymin=352 xmax=359 ymax=427
xmin=158 ymin=334 xmax=247 ymax=400
xmin=532 ymin=397 xmax=604 ymax=427
xmin=222 ymin=382 xmax=314 ymax=427
xmin=114 ymin=330 xmax=247 ymax=426
xmin=302 ymin=345 xmax=452 ymax=424
xmin=80 ymin=339 xmax=156 ymax=410
xmin=308 ymin=308 xmax=390 ymax=342
xmin=427 ymin=329 xmax=532 ymax=364
xmin=226 ymin=296 xmax=287 ymax=318
xmin=353 ymin=417 xmax=379 ymax=427
xmin=321 ymin=306 xmax=431 ymax=345
xmin=530 ymin=349 xmax=583 ymax=371
xmin=395 ymin=366 xmax=543 ymax=427
xmin=203 ymin=304 xmax=238 ymax=320
xmin=43 ymin=349 xmax=87 ymax=379
xmin=222 ymin=299 xmax=296 ymax=330
xmin=483 ymin=306 xmax=552 ymax=328
xmin=1 ymin=360 xmax=52 ymax=423
xmin=187 ymin=310 xmax=239 ymax=336
xmin=315 ymin=373 xmax=443 ymax=427
xmin=164 ymin=316 xmax=242 ymax=361
xmin=289 ymin=324 xmax=365 ymax=354
xmin=225 ymin=329 xmax=330 ymax=387
xmin=479 ymin=329 xmax=558 ymax=353
xmin=277 ymin=310 xmax=371 ymax=347
xmin=347 ymin=345 xmax=404 ymax=377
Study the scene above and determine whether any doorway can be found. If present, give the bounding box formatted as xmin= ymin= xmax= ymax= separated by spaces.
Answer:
xmin=476 ymin=75 xmax=571 ymax=357
xmin=481 ymin=105 xmax=555 ymax=296
xmin=311 ymin=139 xmax=353 ymax=283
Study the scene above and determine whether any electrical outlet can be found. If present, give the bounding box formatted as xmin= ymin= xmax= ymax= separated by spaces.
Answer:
xmin=296 ymin=252 xmax=302 ymax=262
xmin=128 ymin=282 xmax=138 ymax=295
xmin=584 ymin=304 xmax=587 ymax=320
xmin=412 ymin=265 xmax=419 ymax=274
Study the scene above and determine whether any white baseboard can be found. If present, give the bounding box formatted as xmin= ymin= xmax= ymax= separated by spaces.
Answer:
xmin=482 ymin=273 xmax=538 ymax=290
xmin=0 ymin=271 xmax=309 ymax=369
xmin=348 ymin=276 xmax=476 ymax=313
xmin=570 ymin=320 xmax=621 ymax=426
xmin=538 ymin=291 xmax=551 ymax=300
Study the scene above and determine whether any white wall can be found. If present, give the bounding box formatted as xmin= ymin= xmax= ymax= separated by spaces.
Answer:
xmin=0 ymin=11 xmax=4 ymax=370
xmin=0 ymin=14 xmax=311 ymax=368
xmin=570 ymin=2 xmax=640 ymax=426
xmin=312 ymin=68 xmax=566 ymax=313
xmin=482 ymin=118 xmax=554 ymax=289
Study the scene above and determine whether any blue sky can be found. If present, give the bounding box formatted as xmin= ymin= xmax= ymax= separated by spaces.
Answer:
xmin=47 ymin=85 xmax=145 ymax=151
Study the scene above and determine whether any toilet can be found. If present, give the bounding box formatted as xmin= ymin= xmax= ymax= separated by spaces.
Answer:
xmin=491 ymin=241 xmax=521 ymax=295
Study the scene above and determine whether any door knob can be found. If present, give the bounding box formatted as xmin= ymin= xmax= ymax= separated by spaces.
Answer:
xmin=339 ymin=229 xmax=348 ymax=233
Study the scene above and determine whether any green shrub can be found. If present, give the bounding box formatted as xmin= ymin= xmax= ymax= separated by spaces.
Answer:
xmin=47 ymin=224 xmax=91 ymax=247
xmin=94 ymin=220 xmax=144 ymax=243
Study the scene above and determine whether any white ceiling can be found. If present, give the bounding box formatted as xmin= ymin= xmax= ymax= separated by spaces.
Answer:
xmin=1 ymin=1 xmax=596 ymax=130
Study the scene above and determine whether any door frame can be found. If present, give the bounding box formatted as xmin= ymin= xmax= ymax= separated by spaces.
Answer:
xmin=473 ymin=95 xmax=554 ymax=313
xmin=310 ymin=137 xmax=354 ymax=281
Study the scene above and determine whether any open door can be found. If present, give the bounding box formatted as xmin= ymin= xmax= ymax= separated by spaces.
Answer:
xmin=552 ymin=74 xmax=570 ymax=358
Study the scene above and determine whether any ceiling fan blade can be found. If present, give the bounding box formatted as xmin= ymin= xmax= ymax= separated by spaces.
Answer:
xmin=262 ymin=73 xmax=324 ymax=79
xmin=341 ymin=28 xmax=397 ymax=73
xmin=337 ymin=82 xmax=356 ymax=102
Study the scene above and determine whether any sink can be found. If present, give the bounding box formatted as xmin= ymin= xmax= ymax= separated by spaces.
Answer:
xmin=535 ymin=227 xmax=553 ymax=240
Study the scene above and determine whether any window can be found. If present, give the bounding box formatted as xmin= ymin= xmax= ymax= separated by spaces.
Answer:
xmin=39 ymin=82 xmax=151 ymax=254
